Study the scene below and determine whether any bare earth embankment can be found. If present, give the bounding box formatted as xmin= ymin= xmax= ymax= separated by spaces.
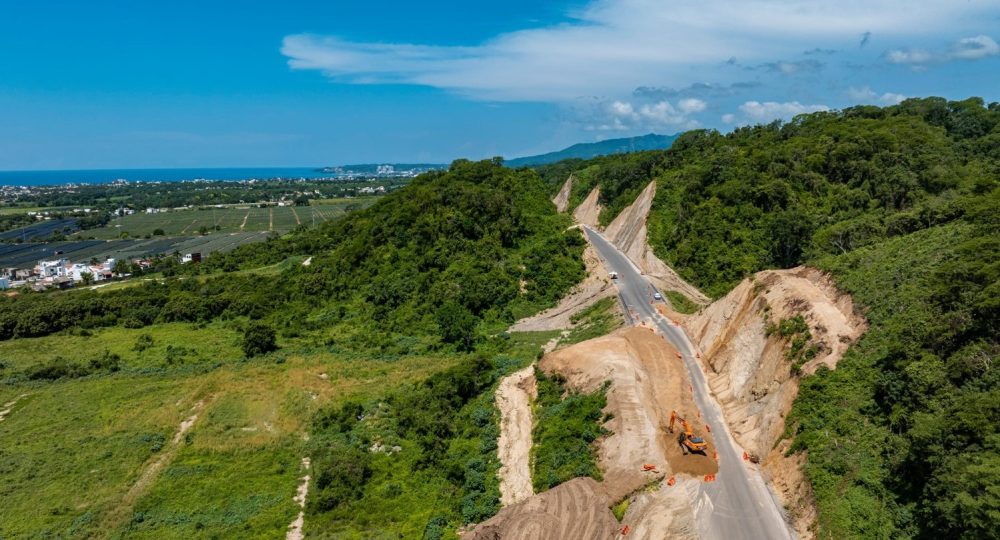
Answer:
xmin=603 ymin=181 xmax=709 ymax=305
xmin=472 ymin=327 xmax=714 ymax=539
xmin=573 ymin=187 xmax=602 ymax=228
xmin=684 ymin=267 xmax=866 ymax=537
xmin=552 ymin=176 xmax=573 ymax=213
xmin=496 ymin=366 xmax=537 ymax=506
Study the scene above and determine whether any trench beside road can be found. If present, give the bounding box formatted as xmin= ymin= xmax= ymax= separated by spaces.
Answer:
xmin=584 ymin=227 xmax=794 ymax=540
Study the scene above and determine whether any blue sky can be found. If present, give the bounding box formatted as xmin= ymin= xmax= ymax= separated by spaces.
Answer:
xmin=2 ymin=0 xmax=999 ymax=170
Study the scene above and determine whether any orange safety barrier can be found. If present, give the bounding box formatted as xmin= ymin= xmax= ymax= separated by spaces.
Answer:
xmin=674 ymin=352 xmax=682 ymax=359
xmin=743 ymin=451 xmax=749 ymax=461
xmin=667 ymin=475 xmax=676 ymax=486
xmin=621 ymin=525 xmax=631 ymax=536
xmin=642 ymin=463 xmax=657 ymax=471
xmin=713 ymin=451 xmax=719 ymax=462
xmin=704 ymin=474 xmax=716 ymax=482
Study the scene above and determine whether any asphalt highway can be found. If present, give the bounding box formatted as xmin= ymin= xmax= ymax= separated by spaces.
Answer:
xmin=585 ymin=226 xmax=794 ymax=540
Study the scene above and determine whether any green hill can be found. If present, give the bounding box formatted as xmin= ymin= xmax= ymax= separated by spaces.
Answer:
xmin=541 ymin=96 xmax=1000 ymax=539
xmin=505 ymin=132 xmax=680 ymax=167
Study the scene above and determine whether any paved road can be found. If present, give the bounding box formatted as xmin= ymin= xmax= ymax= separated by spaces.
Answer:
xmin=585 ymin=227 xmax=794 ymax=540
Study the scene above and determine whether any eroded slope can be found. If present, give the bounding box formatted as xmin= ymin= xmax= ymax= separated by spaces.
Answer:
xmin=683 ymin=266 xmax=866 ymax=537
xmin=603 ymin=181 xmax=709 ymax=305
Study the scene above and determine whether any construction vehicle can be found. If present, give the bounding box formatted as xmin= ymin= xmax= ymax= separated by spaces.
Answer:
xmin=668 ymin=410 xmax=708 ymax=455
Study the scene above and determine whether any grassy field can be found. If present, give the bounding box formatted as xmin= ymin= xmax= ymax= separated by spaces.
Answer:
xmin=0 ymin=320 xmax=465 ymax=539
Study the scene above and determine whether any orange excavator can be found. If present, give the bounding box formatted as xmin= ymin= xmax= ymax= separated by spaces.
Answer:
xmin=668 ymin=410 xmax=708 ymax=455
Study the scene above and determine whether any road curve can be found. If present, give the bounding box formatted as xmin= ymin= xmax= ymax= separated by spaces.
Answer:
xmin=584 ymin=226 xmax=794 ymax=540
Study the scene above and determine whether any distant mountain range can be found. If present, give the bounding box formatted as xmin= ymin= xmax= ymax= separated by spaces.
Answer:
xmin=505 ymin=133 xmax=681 ymax=167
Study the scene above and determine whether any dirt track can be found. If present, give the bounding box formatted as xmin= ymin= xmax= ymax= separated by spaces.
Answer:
xmin=496 ymin=366 xmax=537 ymax=506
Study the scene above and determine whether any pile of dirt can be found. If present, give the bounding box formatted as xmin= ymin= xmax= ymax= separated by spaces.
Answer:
xmin=552 ymin=176 xmax=573 ymax=213
xmin=572 ymin=187 xmax=602 ymax=228
xmin=496 ymin=366 xmax=538 ymax=506
xmin=683 ymin=266 xmax=866 ymax=538
xmin=472 ymin=328 xmax=712 ymax=539
xmin=509 ymin=244 xmax=618 ymax=332
xmin=468 ymin=477 xmax=620 ymax=539
xmin=603 ymin=181 xmax=709 ymax=306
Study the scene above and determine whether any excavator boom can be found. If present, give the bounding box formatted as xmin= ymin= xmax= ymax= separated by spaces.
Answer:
xmin=668 ymin=410 xmax=708 ymax=454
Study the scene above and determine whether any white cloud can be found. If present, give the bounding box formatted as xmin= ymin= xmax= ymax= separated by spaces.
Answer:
xmin=847 ymin=86 xmax=907 ymax=104
xmin=950 ymin=35 xmax=1000 ymax=59
xmin=722 ymin=113 xmax=736 ymax=124
xmin=678 ymin=98 xmax=707 ymax=113
xmin=886 ymin=34 xmax=999 ymax=66
xmin=592 ymin=99 xmax=701 ymax=131
xmin=281 ymin=0 xmax=1000 ymax=102
xmin=738 ymin=101 xmax=830 ymax=121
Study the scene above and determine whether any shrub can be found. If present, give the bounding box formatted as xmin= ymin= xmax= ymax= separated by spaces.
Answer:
xmin=242 ymin=322 xmax=277 ymax=358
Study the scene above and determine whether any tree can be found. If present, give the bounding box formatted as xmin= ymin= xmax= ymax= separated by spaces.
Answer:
xmin=242 ymin=321 xmax=277 ymax=358
xmin=436 ymin=301 xmax=476 ymax=351
xmin=79 ymin=271 xmax=94 ymax=286
xmin=153 ymin=228 xmax=165 ymax=236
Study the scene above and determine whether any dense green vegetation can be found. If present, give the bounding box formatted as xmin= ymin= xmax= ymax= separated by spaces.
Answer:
xmin=0 ymin=159 xmax=585 ymax=356
xmin=559 ymin=296 xmax=623 ymax=346
xmin=304 ymin=337 xmax=542 ymax=537
xmin=0 ymin=159 xmax=588 ymax=537
xmin=543 ymin=97 xmax=999 ymax=539
xmin=531 ymin=370 xmax=608 ymax=492
xmin=664 ymin=290 xmax=698 ymax=314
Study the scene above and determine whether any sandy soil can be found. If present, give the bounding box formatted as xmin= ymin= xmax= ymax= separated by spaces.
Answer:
xmin=471 ymin=327 xmax=713 ymax=539
xmin=509 ymin=244 xmax=618 ymax=332
xmin=496 ymin=366 xmax=538 ymax=506
xmin=286 ymin=457 xmax=311 ymax=540
xmin=542 ymin=327 xmax=717 ymax=495
xmin=683 ymin=266 xmax=866 ymax=538
xmin=468 ymin=477 xmax=620 ymax=540
xmin=603 ymin=181 xmax=709 ymax=306
xmin=552 ymin=176 xmax=573 ymax=213
xmin=573 ymin=187 xmax=602 ymax=228
xmin=0 ymin=394 xmax=27 ymax=423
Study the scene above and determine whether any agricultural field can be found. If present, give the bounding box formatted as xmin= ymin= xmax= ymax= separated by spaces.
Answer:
xmin=76 ymin=199 xmax=373 ymax=240
xmin=0 ymin=233 xmax=271 ymax=268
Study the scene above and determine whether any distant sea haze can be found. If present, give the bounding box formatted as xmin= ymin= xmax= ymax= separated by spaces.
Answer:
xmin=0 ymin=167 xmax=337 ymax=187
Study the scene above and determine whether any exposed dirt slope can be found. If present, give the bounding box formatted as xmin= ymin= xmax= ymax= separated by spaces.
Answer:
xmin=552 ymin=176 xmax=573 ymax=213
xmin=509 ymin=244 xmax=617 ymax=332
xmin=471 ymin=327 xmax=711 ymax=539
xmin=603 ymin=181 xmax=709 ymax=305
xmin=496 ymin=366 xmax=538 ymax=506
xmin=572 ymin=187 xmax=602 ymax=228
xmin=468 ymin=477 xmax=619 ymax=539
xmin=683 ymin=266 xmax=866 ymax=537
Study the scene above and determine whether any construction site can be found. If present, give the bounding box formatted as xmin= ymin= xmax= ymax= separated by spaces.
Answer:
xmin=475 ymin=177 xmax=866 ymax=540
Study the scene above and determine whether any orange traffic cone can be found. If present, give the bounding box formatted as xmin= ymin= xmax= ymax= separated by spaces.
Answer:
xmin=667 ymin=475 xmax=676 ymax=486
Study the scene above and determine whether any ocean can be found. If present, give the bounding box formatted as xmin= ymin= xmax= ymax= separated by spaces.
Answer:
xmin=0 ymin=167 xmax=337 ymax=187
